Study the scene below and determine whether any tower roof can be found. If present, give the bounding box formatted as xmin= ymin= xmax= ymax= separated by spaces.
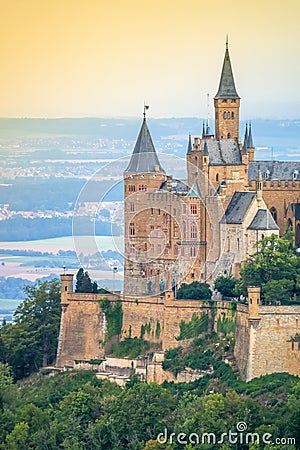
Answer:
xmin=247 ymin=122 xmax=254 ymax=148
xmin=125 ymin=117 xmax=165 ymax=173
xmin=242 ymin=124 xmax=248 ymax=155
xmin=187 ymin=133 xmax=192 ymax=154
xmin=186 ymin=180 xmax=202 ymax=198
xmin=215 ymin=40 xmax=240 ymax=99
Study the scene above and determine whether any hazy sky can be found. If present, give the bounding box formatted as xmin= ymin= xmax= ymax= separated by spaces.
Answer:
xmin=0 ymin=0 xmax=300 ymax=119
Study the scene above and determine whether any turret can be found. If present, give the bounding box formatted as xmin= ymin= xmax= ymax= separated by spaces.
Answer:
xmin=60 ymin=273 xmax=74 ymax=302
xmin=248 ymin=286 xmax=261 ymax=318
xmin=214 ymin=38 xmax=240 ymax=140
xmin=241 ymin=124 xmax=249 ymax=164
xmin=247 ymin=122 xmax=255 ymax=162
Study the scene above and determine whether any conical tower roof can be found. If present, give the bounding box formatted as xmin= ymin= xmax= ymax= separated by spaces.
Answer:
xmin=247 ymin=122 xmax=254 ymax=148
xmin=242 ymin=124 xmax=248 ymax=155
xmin=215 ymin=39 xmax=239 ymax=99
xmin=187 ymin=133 xmax=192 ymax=154
xmin=125 ymin=116 xmax=165 ymax=173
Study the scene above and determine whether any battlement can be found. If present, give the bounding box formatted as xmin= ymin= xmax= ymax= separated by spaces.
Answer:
xmin=248 ymin=179 xmax=300 ymax=190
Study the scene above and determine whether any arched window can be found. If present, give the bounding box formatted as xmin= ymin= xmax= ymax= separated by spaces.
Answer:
xmin=270 ymin=207 xmax=277 ymax=223
xmin=128 ymin=185 xmax=136 ymax=192
xmin=163 ymin=213 xmax=167 ymax=225
xmin=138 ymin=184 xmax=147 ymax=191
xmin=223 ymin=111 xmax=227 ymax=119
xmin=174 ymin=244 xmax=178 ymax=256
xmin=174 ymin=226 xmax=179 ymax=238
xmin=216 ymin=173 xmax=219 ymax=182
xmin=227 ymin=112 xmax=231 ymax=119
xmin=227 ymin=133 xmax=231 ymax=138
xmin=231 ymin=111 xmax=234 ymax=119
xmin=129 ymin=222 xmax=135 ymax=236
xmin=190 ymin=222 xmax=197 ymax=239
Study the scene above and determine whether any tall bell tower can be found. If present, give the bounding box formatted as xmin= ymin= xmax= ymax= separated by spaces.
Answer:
xmin=214 ymin=38 xmax=240 ymax=140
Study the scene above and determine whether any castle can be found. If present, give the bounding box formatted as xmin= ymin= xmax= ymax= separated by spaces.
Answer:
xmin=56 ymin=41 xmax=300 ymax=382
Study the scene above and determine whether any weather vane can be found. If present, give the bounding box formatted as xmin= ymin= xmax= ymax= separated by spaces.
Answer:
xmin=143 ymin=103 xmax=149 ymax=118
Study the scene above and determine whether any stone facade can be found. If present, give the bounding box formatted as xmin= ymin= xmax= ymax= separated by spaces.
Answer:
xmin=235 ymin=287 xmax=300 ymax=381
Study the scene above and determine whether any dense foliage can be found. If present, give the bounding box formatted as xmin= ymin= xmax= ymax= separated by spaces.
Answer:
xmin=214 ymin=276 xmax=239 ymax=298
xmin=0 ymin=368 xmax=299 ymax=449
xmin=0 ymin=280 xmax=61 ymax=379
xmin=238 ymin=234 xmax=300 ymax=303
xmin=177 ymin=282 xmax=212 ymax=300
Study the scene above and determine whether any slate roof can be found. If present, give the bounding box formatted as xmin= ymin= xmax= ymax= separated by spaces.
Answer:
xmin=160 ymin=179 xmax=188 ymax=194
xmin=125 ymin=118 xmax=165 ymax=173
xmin=223 ymin=191 xmax=256 ymax=224
xmin=204 ymin=138 xmax=242 ymax=165
xmin=248 ymin=209 xmax=279 ymax=230
xmin=248 ymin=161 xmax=300 ymax=181
xmin=187 ymin=181 xmax=202 ymax=198
xmin=215 ymin=45 xmax=239 ymax=99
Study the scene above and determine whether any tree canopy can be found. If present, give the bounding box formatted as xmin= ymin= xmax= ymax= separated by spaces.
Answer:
xmin=238 ymin=234 xmax=300 ymax=304
xmin=0 ymin=279 xmax=61 ymax=379
xmin=177 ymin=281 xmax=212 ymax=300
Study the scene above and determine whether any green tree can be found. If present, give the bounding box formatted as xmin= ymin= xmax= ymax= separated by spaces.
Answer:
xmin=177 ymin=281 xmax=212 ymax=300
xmin=81 ymin=271 xmax=93 ymax=293
xmin=75 ymin=268 xmax=84 ymax=292
xmin=6 ymin=422 xmax=30 ymax=450
xmin=0 ymin=279 xmax=61 ymax=379
xmin=214 ymin=276 xmax=239 ymax=298
xmin=238 ymin=235 xmax=300 ymax=303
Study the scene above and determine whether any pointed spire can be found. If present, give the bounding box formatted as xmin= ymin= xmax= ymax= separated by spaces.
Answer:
xmin=202 ymin=121 xmax=206 ymax=138
xmin=203 ymin=141 xmax=209 ymax=156
xmin=125 ymin=112 xmax=165 ymax=173
xmin=187 ymin=133 xmax=192 ymax=154
xmin=215 ymin=39 xmax=239 ymax=99
xmin=187 ymin=180 xmax=201 ymax=198
xmin=242 ymin=123 xmax=248 ymax=155
xmin=247 ymin=122 xmax=254 ymax=148
xmin=256 ymin=165 xmax=263 ymax=203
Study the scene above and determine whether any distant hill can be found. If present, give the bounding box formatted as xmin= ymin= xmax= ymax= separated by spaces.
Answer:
xmin=0 ymin=117 xmax=299 ymax=141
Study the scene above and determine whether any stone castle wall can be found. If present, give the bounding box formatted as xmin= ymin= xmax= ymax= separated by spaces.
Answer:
xmin=235 ymin=302 xmax=300 ymax=381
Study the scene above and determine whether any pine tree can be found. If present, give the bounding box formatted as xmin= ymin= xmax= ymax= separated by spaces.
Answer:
xmin=75 ymin=268 xmax=84 ymax=293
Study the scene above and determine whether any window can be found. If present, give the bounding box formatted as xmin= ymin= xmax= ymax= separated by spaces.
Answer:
xmin=149 ymin=244 xmax=154 ymax=256
xmin=231 ymin=99 xmax=236 ymax=103
xmin=174 ymin=244 xmax=178 ymax=256
xmin=150 ymin=225 xmax=154 ymax=231
xmin=231 ymin=111 xmax=234 ymax=119
xmin=190 ymin=246 xmax=196 ymax=257
xmin=222 ymin=99 xmax=227 ymax=103
xmin=163 ymin=213 xmax=168 ymax=225
xmin=128 ymin=185 xmax=136 ymax=192
xmin=190 ymin=222 xmax=197 ymax=239
xmin=158 ymin=209 xmax=161 ymax=215
xmin=181 ymin=246 xmax=185 ymax=256
xmin=130 ymin=202 xmax=134 ymax=212
xmin=216 ymin=173 xmax=219 ymax=182
xmin=190 ymin=204 xmax=197 ymax=214
xmin=227 ymin=133 xmax=231 ymax=138
xmin=173 ymin=208 xmax=176 ymax=216
xmin=138 ymin=184 xmax=147 ymax=191
xmin=65 ymin=286 xmax=68 ymax=291
xmin=223 ymin=111 xmax=227 ymax=119
xmin=227 ymin=112 xmax=231 ymax=119
xmin=129 ymin=222 xmax=135 ymax=235
xmin=182 ymin=204 xmax=187 ymax=214
xmin=151 ymin=208 xmax=154 ymax=215
xmin=174 ymin=226 xmax=179 ymax=238
xmin=237 ymin=237 xmax=240 ymax=251
xmin=182 ymin=221 xmax=187 ymax=239
xmin=270 ymin=207 xmax=277 ymax=224
xmin=157 ymin=244 xmax=162 ymax=255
